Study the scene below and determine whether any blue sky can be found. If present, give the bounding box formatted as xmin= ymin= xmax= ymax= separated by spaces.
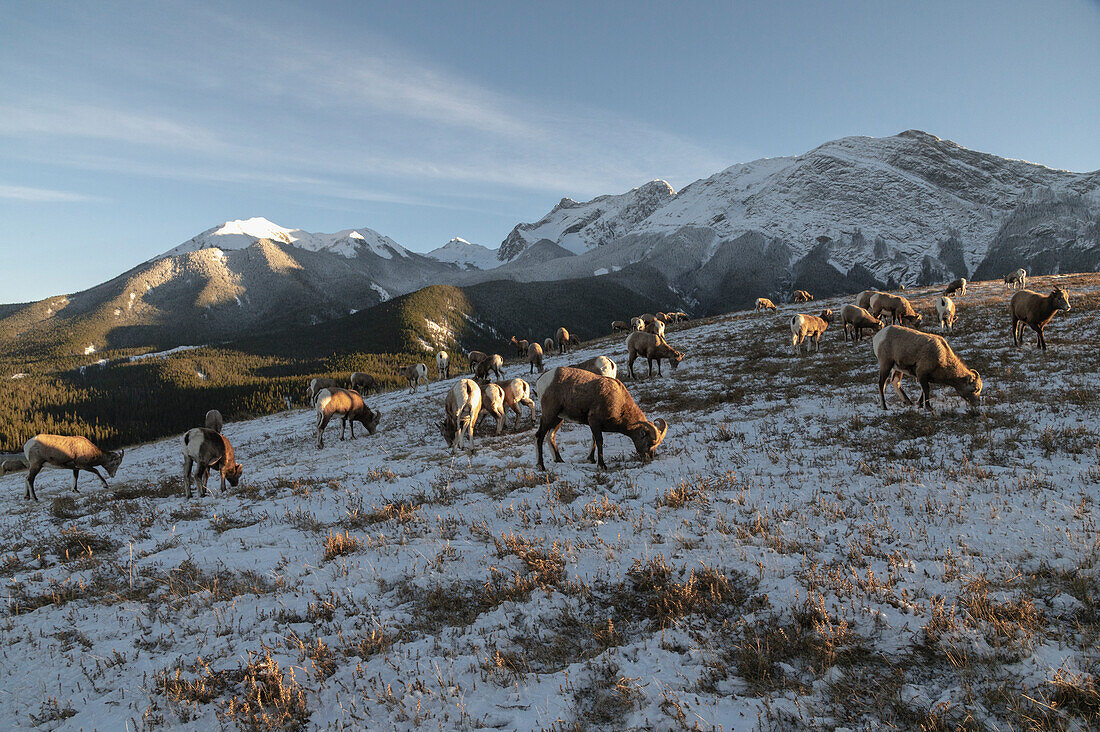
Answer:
xmin=1 ymin=0 xmax=1098 ymax=302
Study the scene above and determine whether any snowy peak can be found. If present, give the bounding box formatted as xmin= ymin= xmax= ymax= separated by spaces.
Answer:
xmin=160 ymin=218 xmax=410 ymax=260
xmin=498 ymin=179 xmax=677 ymax=261
xmin=425 ymin=237 xmax=501 ymax=270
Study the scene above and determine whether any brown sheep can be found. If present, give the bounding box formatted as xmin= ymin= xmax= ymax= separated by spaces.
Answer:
xmin=466 ymin=350 xmax=488 ymax=373
xmin=755 ymin=298 xmax=777 ymax=311
xmin=182 ymin=427 xmax=243 ymax=498
xmin=543 ymin=337 xmax=555 ymax=354
xmin=496 ymin=378 xmax=536 ymax=430
xmin=872 ymin=326 xmax=982 ymax=412
xmin=644 ymin=318 xmax=666 ymax=337
xmin=856 ymin=290 xmax=885 ymax=310
xmin=1004 ymin=268 xmax=1027 ymax=289
xmin=21 ymin=434 xmax=125 ymax=502
xmin=1009 ymin=287 xmax=1071 ymax=350
xmin=790 ymin=310 xmax=833 ymax=355
xmin=436 ymin=351 xmax=450 ymax=380
xmin=944 ymin=278 xmax=967 ymax=296
xmin=626 ymin=331 xmax=684 ymax=378
xmin=509 ymin=336 xmax=529 ymax=357
xmin=399 ymin=363 xmax=429 ymax=392
xmin=534 ymin=367 xmax=669 ymax=470
xmin=440 ymin=379 xmax=481 ymax=452
xmin=793 ymin=290 xmax=814 ymax=303
xmin=611 ymin=320 xmax=630 ymax=332
xmin=315 ymin=387 xmax=381 ymax=449
xmin=870 ymin=292 xmax=922 ymax=328
xmin=528 ymin=341 xmax=544 ymax=374
xmin=936 ymin=296 xmax=957 ymax=333
xmin=569 ymin=355 xmax=617 ymax=379
xmin=840 ymin=304 xmax=884 ymax=343
xmin=480 ymin=382 xmax=507 ymax=435
xmin=555 ymin=327 xmax=572 ymax=355
xmin=349 ymin=372 xmax=376 ymax=394
xmin=475 ymin=353 xmax=505 ymax=380
xmin=307 ymin=377 xmax=341 ymax=403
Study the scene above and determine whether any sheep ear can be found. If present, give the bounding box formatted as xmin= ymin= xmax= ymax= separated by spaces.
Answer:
xmin=653 ymin=418 xmax=668 ymax=444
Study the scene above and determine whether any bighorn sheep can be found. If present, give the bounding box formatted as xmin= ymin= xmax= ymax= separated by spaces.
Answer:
xmin=630 ymin=317 xmax=644 ymax=331
xmin=307 ymin=377 xmax=341 ymax=403
xmin=182 ymin=427 xmax=243 ymax=498
xmin=936 ymin=296 xmax=957 ymax=333
xmin=315 ymin=387 xmax=380 ymax=449
xmin=543 ymin=338 xmax=555 ymax=354
xmin=509 ymin=336 xmax=529 ymax=357
xmin=436 ymin=351 xmax=450 ymax=380
xmin=644 ymin=318 xmax=666 ymax=337
xmin=570 ymin=355 xmax=618 ymax=379
xmin=611 ymin=320 xmax=630 ymax=332
xmin=480 ymin=382 xmax=507 ymax=435
xmin=793 ymin=290 xmax=814 ymax=303
xmin=528 ymin=341 xmax=544 ymax=374
xmin=466 ymin=350 xmax=488 ymax=373
xmin=671 ymin=311 xmax=689 ymax=322
xmin=555 ymin=327 xmax=572 ymax=355
xmin=840 ymin=304 xmax=884 ymax=343
xmin=870 ymin=292 xmax=922 ymax=328
xmin=857 ymin=290 xmax=885 ymax=310
xmin=475 ymin=353 xmax=504 ymax=380
xmin=1004 ymin=268 xmax=1027 ymax=289
xmin=349 ymin=372 xmax=376 ymax=394
xmin=944 ymin=278 xmax=967 ymax=296
xmin=21 ymin=434 xmax=124 ymax=501
xmin=755 ymin=298 xmax=777 ymax=311
xmin=440 ymin=379 xmax=481 ymax=452
xmin=535 ymin=367 xmax=669 ymax=470
xmin=1010 ymin=287 xmax=1071 ymax=350
xmin=399 ymin=363 xmax=429 ymax=393
xmin=873 ymin=325 xmax=982 ymax=412
xmin=204 ymin=409 xmax=224 ymax=433
xmin=626 ymin=331 xmax=684 ymax=378
xmin=497 ymin=378 xmax=536 ymax=430
xmin=790 ymin=310 xmax=833 ymax=355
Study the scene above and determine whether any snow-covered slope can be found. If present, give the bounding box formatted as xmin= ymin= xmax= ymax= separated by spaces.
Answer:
xmin=161 ymin=217 xmax=410 ymax=260
xmin=425 ymin=237 xmax=501 ymax=270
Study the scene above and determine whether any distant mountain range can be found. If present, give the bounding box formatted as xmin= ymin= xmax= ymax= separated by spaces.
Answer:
xmin=2 ymin=130 xmax=1096 ymax=360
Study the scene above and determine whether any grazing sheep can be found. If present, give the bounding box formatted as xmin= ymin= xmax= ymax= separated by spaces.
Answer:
xmin=1009 ymin=287 xmax=1071 ymax=350
xmin=349 ymin=372 xmax=376 ymax=394
xmin=1004 ymin=268 xmax=1027 ymax=289
xmin=672 ymin=311 xmax=689 ymax=322
xmin=570 ymin=355 xmax=618 ymax=379
xmin=182 ymin=427 xmax=243 ymax=498
xmin=655 ymin=312 xmax=672 ymax=324
xmin=857 ymin=290 xmax=885 ymax=310
xmin=204 ymin=409 xmax=224 ymax=433
xmin=611 ymin=320 xmax=630 ymax=332
xmin=21 ymin=434 xmax=125 ymax=502
xmin=440 ymin=379 xmax=481 ymax=452
xmin=509 ymin=336 xmax=530 ymax=357
xmin=535 ymin=367 xmax=669 ymax=470
xmin=528 ymin=341 xmax=544 ymax=374
xmin=870 ymin=292 xmax=922 ymax=328
xmin=793 ymin=290 xmax=814 ymax=303
xmin=315 ymin=387 xmax=381 ymax=449
xmin=644 ymin=318 xmax=666 ymax=337
xmin=755 ymin=298 xmax=777 ymax=311
xmin=307 ymin=377 xmax=341 ymax=403
xmin=436 ymin=351 xmax=450 ymax=380
xmin=640 ymin=313 xmax=657 ymax=324
xmin=630 ymin=317 xmax=645 ymax=331
xmin=873 ymin=325 xmax=982 ymax=412
xmin=944 ymin=278 xmax=967 ymax=296
xmin=399 ymin=363 xmax=429 ymax=392
xmin=475 ymin=353 xmax=505 ymax=380
xmin=840 ymin=304 xmax=884 ymax=343
xmin=790 ymin=310 xmax=832 ymax=355
xmin=543 ymin=337 xmax=555 ymax=354
xmin=936 ymin=296 xmax=957 ymax=333
xmin=555 ymin=327 xmax=572 ymax=355
xmin=496 ymin=378 xmax=536 ymax=430
xmin=466 ymin=350 xmax=488 ymax=373
xmin=479 ymin=383 xmax=507 ymax=435
xmin=626 ymin=331 xmax=684 ymax=378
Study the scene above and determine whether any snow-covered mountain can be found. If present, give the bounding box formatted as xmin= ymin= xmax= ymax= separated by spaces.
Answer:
xmin=425 ymin=237 xmax=501 ymax=271
xmin=161 ymin=217 xmax=410 ymax=260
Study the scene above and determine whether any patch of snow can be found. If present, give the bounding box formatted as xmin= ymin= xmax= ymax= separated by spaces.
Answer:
xmin=425 ymin=237 xmax=501 ymax=270
xmin=370 ymin=283 xmax=391 ymax=302
xmin=83 ymin=344 xmax=96 ymax=355
xmin=9 ymin=373 xmax=27 ymax=380
xmin=158 ymin=217 xmax=411 ymax=261
xmin=129 ymin=345 xmax=205 ymax=362
xmin=593 ymin=268 xmax=609 ymax=276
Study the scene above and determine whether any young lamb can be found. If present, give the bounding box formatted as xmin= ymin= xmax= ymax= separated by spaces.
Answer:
xmin=936 ymin=296 xmax=957 ymax=333
xmin=1009 ymin=287 xmax=1071 ymax=350
xmin=182 ymin=427 xmax=244 ymax=498
xmin=436 ymin=351 xmax=450 ymax=380
xmin=509 ymin=336 xmax=529 ymax=357
xmin=644 ymin=318 xmax=666 ymax=337
xmin=944 ymin=278 xmax=967 ymax=296
xmin=555 ymin=327 xmax=572 ymax=355
xmin=349 ymin=372 xmax=376 ymax=394
xmin=21 ymin=434 xmax=125 ymax=501
xmin=528 ymin=341 xmax=544 ymax=374
xmin=475 ymin=353 xmax=505 ymax=380
xmin=755 ymin=298 xmax=777 ymax=311
xmin=496 ymin=378 xmax=536 ymax=430
xmin=570 ymin=355 xmax=618 ymax=379
xmin=440 ymin=379 xmax=482 ymax=452
xmin=790 ymin=311 xmax=832 ymax=355
xmin=466 ymin=350 xmax=488 ymax=373
xmin=625 ymin=331 xmax=684 ymax=378
xmin=856 ymin=290 xmax=885 ymax=310
xmin=870 ymin=292 xmax=922 ymax=328
xmin=611 ymin=320 xmax=630 ymax=332
xmin=315 ymin=387 xmax=381 ymax=449
xmin=399 ymin=363 xmax=429 ymax=393
xmin=793 ymin=290 xmax=814 ymax=303
xmin=479 ymin=382 xmax=507 ymax=435
xmin=1004 ymin=268 xmax=1028 ymax=289
xmin=840 ymin=304 xmax=884 ymax=343
xmin=535 ymin=367 xmax=669 ymax=470
xmin=307 ymin=377 xmax=341 ymax=403
xmin=204 ymin=409 xmax=224 ymax=433
xmin=872 ymin=325 xmax=982 ymax=413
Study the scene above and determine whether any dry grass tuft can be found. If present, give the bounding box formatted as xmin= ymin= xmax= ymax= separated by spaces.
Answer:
xmin=322 ymin=530 xmax=363 ymax=561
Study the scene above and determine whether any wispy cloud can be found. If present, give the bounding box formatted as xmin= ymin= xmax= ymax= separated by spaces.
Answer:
xmin=0 ymin=183 xmax=102 ymax=203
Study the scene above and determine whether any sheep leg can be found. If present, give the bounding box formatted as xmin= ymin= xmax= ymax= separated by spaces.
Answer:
xmin=647 ymin=358 xmax=654 ymax=377
xmin=878 ymin=366 xmax=894 ymax=410
xmin=349 ymin=417 xmax=357 ymax=440
xmin=1037 ymin=326 xmax=1046 ymax=351
xmin=183 ymin=456 xmax=194 ymax=499
xmin=86 ymin=466 xmax=109 ymax=489
xmin=198 ymin=465 xmax=209 ymax=498
xmin=536 ymin=417 xmax=565 ymax=470
xmin=71 ymin=469 xmax=82 ymax=493
xmin=25 ymin=463 xmax=42 ymax=501
xmin=628 ymin=353 xmax=637 ymax=379
xmin=339 ymin=416 xmax=347 ymax=441
xmin=918 ymin=377 xmax=935 ymax=413
xmin=588 ymin=423 xmax=606 ymax=469
xmin=317 ymin=413 xmax=332 ymax=449
xmin=892 ymin=372 xmax=913 ymax=406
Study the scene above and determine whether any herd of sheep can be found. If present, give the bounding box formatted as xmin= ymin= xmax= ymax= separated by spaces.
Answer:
xmin=1 ymin=275 xmax=1074 ymax=502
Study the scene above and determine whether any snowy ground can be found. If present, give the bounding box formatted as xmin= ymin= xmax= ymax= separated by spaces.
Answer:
xmin=2 ymin=275 xmax=1098 ymax=730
